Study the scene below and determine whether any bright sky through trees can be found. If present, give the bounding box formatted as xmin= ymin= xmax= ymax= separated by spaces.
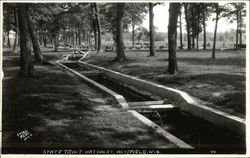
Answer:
xmin=142 ymin=2 xmax=238 ymax=33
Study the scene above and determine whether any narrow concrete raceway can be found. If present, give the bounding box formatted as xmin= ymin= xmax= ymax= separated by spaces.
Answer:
xmin=2 ymin=52 xmax=183 ymax=154
xmin=57 ymin=51 xmax=245 ymax=150
xmin=57 ymin=53 xmax=194 ymax=149
xmin=77 ymin=60 xmax=245 ymax=138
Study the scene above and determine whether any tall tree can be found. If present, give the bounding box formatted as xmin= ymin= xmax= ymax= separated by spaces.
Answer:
xmin=200 ymin=3 xmax=213 ymax=50
xmin=32 ymin=3 xmax=65 ymax=51
xmin=179 ymin=7 xmax=183 ymax=49
xmin=136 ymin=26 xmax=149 ymax=42
xmin=211 ymin=3 xmax=229 ymax=58
xmin=235 ymin=8 xmax=239 ymax=49
xmin=184 ymin=3 xmax=203 ymax=50
xmin=196 ymin=3 xmax=200 ymax=50
xmin=126 ymin=3 xmax=147 ymax=46
xmin=184 ymin=3 xmax=191 ymax=50
xmin=239 ymin=4 xmax=242 ymax=46
xmin=191 ymin=5 xmax=195 ymax=49
xmin=4 ymin=4 xmax=11 ymax=48
xmin=115 ymin=3 xmax=126 ymax=62
xmin=168 ymin=3 xmax=181 ymax=74
xmin=91 ymin=3 xmax=99 ymax=51
xmin=91 ymin=4 xmax=98 ymax=50
xmin=42 ymin=31 xmax=47 ymax=47
xmin=212 ymin=3 xmax=219 ymax=59
xmin=101 ymin=3 xmax=147 ymax=47
xmin=202 ymin=5 xmax=207 ymax=50
xmin=148 ymin=3 xmax=155 ymax=57
xmin=132 ymin=22 xmax=135 ymax=45
xmin=226 ymin=3 xmax=246 ymax=49
xmin=27 ymin=6 xmax=44 ymax=63
xmin=17 ymin=4 xmax=34 ymax=77
xmin=94 ymin=3 xmax=102 ymax=52
xmin=13 ymin=8 xmax=18 ymax=52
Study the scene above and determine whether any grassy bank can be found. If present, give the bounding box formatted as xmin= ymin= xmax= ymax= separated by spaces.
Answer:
xmin=2 ymin=50 xmax=176 ymax=153
xmin=85 ymin=49 xmax=246 ymax=118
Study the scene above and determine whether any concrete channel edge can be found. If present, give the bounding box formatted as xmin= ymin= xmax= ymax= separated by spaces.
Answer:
xmin=56 ymin=58 xmax=194 ymax=149
xmin=77 ymin=61 xmax=245 ymax=138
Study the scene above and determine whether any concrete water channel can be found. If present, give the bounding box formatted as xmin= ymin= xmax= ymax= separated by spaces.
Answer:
xmin=57 ymin=56 xmax=246 ymax=154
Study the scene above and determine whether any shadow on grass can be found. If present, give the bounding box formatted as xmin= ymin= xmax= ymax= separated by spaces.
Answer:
xmin=3 ymin=57 xmax=20 ymax=67
xmin=158 ymin=57 xmax=245 ymax=67
xmin=2 ymin=58 xmax=117 ymax=152
xmin=3 ymin=51 xmax=186 ymax=153
xmin=189 ymin=73 xmax=245 ymax=85
xmin=156 ymin=73 xmax=245 ymax=85
xmin=155 ymin=73 xmax=245 ymax=117
xmin=178 ymin=57 xmax=245 ymax=67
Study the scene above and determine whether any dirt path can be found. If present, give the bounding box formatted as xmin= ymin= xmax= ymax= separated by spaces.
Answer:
xmin=2 ymin=51 xmax=177 ymax=154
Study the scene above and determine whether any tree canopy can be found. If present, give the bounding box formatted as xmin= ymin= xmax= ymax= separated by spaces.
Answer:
xmin=2 ymin=2 xmax=247 ymax=76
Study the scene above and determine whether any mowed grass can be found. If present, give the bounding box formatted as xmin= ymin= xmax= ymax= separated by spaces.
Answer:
xmin=85 ymin=49 xmax=246 ymax=118
xmin=2 ymin=50 xmax=177 ymax=153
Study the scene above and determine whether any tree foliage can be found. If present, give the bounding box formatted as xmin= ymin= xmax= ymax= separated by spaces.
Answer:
xmin=3 ymin=2 xmax=247 ymax=77
xmin=224 ymin=3 xmax=246 ymax=49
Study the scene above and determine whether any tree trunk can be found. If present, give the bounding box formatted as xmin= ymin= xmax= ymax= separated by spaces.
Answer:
xmin=212 ymin=4 xmax=219 ymax=59
xmin=38 ymin=31 xmax=43 ymax=45
xmin=3 ymin=33 xmax=6 ymax=47
xmin=13 ymin=31 xmax=18 ymax=52
xmin=115 ymin=3 xmax=126 ymax=62
xmin=49 ymin=35 xmax=53 ymax=46
xmin=74 ymin=29 xmax=77 ymax=47
xmin=13 ymin=8 xmax=18 ymax=52
xmin=17 ymin=33 xmax=20 ymax=47
xmin=179 ymin=10 xmax=183 ymax=49
xmin=184 ymin=4 xmax=191 ymax=50
xmin=88 ymin=31 xmax=91 ymax=44
xmin=239 ymin=7 xmax=242 ymax=48
xmin=78 ymin=28 xmax=81 ymax=46
xmin=94 ymin=3 xmax=102 ymax=52
xmin=235 ymin=10 xmax=239 ymax=50
xmin=7 ymin=31 xmax=11 ymax=48
xmin=168 ymin=3 xmax=180 ymax=74
xmin=192 ymin=34 xmax=195 ymax=49
xmin=72 ymin=29 xmax=75 ymax=47
xmin=148 ymin=3 xmax=155 ymax=57
xmin=6 ymin=8 xmax=11 ymax=48
xmin=93 ymin=25 xmax=97 ymax=49
xmin=27 ymin=8 xmax=44 ymax=63
xmin=83 ymin=29 xmax=86 ymax=42
xmin=203 ymin=11 xmax=206 ymax=50
xmin=53 ymin=34 xmax=58 ymax=52
xmin=17 ymin=4 xmax=35 ymax=77
xmin=86 ymin=30 xmax=89 ymax=44
xmin=91 ymin=4 xmax=98 ymax=50
xmin=112 ymin=32 xmax=116 ymax=52
xmin=63 ymin=29 xmax=66 ymax=45
xmin=196 ymin=4 xmax=200 ymax=50
xmin=191 ymin=6 xmax=195 ymax=49
xmin=132 ymin=22 xmax=135 ymax=46
xmin=43 ymin=31 xmax=47 ymax=47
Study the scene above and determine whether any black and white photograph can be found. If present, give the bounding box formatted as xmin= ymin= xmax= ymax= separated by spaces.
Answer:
xmin=0 ymin=0 xmax=249 ymax=157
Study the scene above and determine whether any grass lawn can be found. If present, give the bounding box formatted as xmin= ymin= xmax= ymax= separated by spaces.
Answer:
xmin=85 ymin=49 xmax=246 ymax=118
xmin=2 ymin=50 xmax=177 ymax=154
